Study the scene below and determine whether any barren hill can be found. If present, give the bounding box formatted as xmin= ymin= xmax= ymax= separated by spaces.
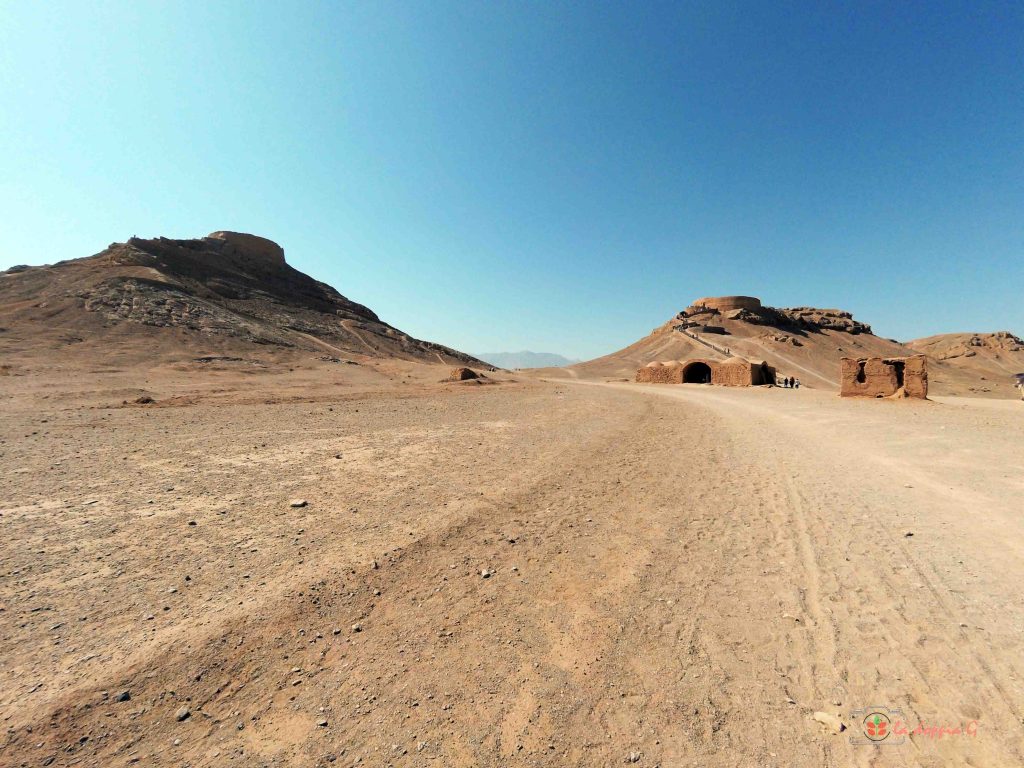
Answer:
xmin=906 ymin=332 xmax=1024 ymax=395
xmin=563 ymin=295 xmax=1020 ymax=397
xmin=0 ymin=231 xmax=480 ymax=368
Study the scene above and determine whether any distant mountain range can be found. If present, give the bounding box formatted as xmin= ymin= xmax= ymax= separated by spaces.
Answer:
xmin=474 ymin=351 xmax=580 ymax=369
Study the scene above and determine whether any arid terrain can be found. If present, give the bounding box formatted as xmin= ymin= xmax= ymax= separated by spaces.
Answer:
xmin=3 ymin=237 xmax=1024 ymax=766
xmin=2 ymin=359 xmax=1024 ymax=767
xmin=544 ymin=297 xmax=1023 ymax=400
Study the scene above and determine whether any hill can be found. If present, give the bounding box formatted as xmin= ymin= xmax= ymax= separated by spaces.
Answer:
xmin=563 ymin=295 xmax=1019 ymax=398
xmin=0 ymin=231 xmax=480 ymax=368
xmin=906 ymin=332 xmax=1024 ymax=395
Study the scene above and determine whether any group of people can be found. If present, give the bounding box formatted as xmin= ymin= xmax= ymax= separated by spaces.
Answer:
xmin=778 ymin=375 xmax=800 ymax=388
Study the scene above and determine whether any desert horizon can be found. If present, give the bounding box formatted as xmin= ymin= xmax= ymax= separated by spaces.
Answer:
xmin=3 ymin=229 xmax=1023 ymax=768
xmin=2 ymin=230 xmax=1021 ymax=400
xmin=3 ymin=3 xmax=1023 ymax=767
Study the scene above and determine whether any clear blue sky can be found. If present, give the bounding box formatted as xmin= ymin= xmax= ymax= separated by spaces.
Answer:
xmin=1 ymin=1 xmax=1021 ymax=359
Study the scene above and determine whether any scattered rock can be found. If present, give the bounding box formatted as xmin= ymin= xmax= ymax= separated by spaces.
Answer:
xmin=174 ymin=706 xmax=191 ymax=722
xmin=317 ymin=718 xmax=329 ymax=727
xmin=290 ymin=499 xmax=308 ymax=508
xmin=114 ymin=690 xmax=131 ymax=702
xmin=812 ymin=711 xmax=846 ymax=734
xmin=480 ymin=568 xmax=493 ymax=579
xmin=351 ymin=623 xmax=362 ymax=632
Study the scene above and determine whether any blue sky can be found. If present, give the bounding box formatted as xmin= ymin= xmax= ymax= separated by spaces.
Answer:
xmin=1 ymin=1 xmax=1021 ymax=359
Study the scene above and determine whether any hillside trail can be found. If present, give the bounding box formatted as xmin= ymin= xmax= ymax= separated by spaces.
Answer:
xmin=287 ymin=329 xmax=360 ymax=358
xmin=735 ymin=336 xmax=838 ymax=387
xmin=4 ymin=380 xmax=1021 ymax=767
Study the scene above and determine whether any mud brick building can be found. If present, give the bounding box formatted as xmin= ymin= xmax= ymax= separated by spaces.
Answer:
xmin=636 ymin=357 xmax=775 ymax=386
xmin=839 ymin=355 xmax=928 ymax=398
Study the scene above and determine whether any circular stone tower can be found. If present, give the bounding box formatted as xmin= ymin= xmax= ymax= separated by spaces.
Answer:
xmin=691 ymin=296 xmax=762 ymax=312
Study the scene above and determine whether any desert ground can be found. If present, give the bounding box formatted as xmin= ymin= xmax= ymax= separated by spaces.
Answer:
xmin=2 ymin=362 xmax=1023 ymax=767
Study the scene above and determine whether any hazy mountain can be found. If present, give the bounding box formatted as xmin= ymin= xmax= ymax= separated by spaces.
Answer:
xmin=475 ymin=351 xmax=580 ymax=369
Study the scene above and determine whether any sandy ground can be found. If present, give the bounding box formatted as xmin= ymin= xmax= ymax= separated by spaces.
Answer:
xmin=2 ymin=367 xmax=1023 ymax=767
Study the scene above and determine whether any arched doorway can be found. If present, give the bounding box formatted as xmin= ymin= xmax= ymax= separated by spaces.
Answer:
xmin=683 ymin=361 xmax=712 ymax=384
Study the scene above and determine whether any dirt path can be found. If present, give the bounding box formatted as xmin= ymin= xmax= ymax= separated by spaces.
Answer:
xmin=288 ymin=329 xmax=362 ymax=359
xmin=2 ymin=378 xmax=1021 ymax=766
xmin=582 ymin=382 xmax=1024 ymax=766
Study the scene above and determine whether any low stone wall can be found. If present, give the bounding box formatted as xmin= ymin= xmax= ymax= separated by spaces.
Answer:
xmin=840 ymin=356 xmax=928 ymax=398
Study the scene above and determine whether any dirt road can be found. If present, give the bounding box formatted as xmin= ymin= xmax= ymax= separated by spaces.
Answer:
xmin=2 ymin=374 xmax=1022 ymax=766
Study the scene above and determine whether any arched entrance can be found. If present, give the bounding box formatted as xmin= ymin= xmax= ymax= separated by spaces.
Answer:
xmin=683 ymin=361 xmax=712 ymax=384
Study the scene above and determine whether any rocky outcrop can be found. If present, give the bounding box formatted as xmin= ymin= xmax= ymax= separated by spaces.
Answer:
xmin=72 ymin=233 xmax=386 ymax=345
xmin=80 ymin=277 xmax=292 ymax=345
xmin=206 ymin=232 xmax=286 ymax=266
xmin=776 ymin=307 xmax=872 ymax=335
xmin=679 ymin=296 xmax=871 ymax=335
xmin=927 ymin=332 xmax=1023 ymax=360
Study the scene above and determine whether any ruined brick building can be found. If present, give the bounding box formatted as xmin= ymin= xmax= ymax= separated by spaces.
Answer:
xmin=839 ymin=355 xmax=928 ymax=398
xmin=636 ymin=357 xmax=775 ymax=386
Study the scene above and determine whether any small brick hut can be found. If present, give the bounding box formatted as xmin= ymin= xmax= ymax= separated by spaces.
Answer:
xmin=839 ymin=355 xmax=928 ymax=399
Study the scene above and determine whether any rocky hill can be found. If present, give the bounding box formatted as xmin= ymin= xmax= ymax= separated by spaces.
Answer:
xmin=562 ymin=295 xmax=1020 ymax=398
xmin=0 ymin=231 xmax=480 ymax=367
xmin=906 ymin=332 xmax=1024 ymax=395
